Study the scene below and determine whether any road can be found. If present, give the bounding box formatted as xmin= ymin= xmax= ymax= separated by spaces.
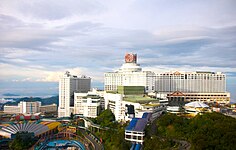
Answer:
xmin=80 ymin=129 xmax=103 ymax=150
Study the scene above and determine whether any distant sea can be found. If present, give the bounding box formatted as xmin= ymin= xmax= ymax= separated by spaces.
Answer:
xmin=0 ymin=94 xmax=58 ymax=99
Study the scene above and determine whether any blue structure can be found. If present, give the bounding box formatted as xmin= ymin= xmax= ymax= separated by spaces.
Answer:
xmin=126 ymin=113 xmax=151 ymax=132
xmin=130 ymin=143 xmax=135 ymax=150
xmin=142 ymin=112 xmax=149 ymax=118
xmin=126 ymin=118 xmax=139 ymax=131
xmin=36 ymin=140 xmax=86 ymax=150
xmin=135 ymin=144 xmax=141 ymax=150
xmin=125 ymin=113 xmax=152 ymax=145
xmin=130 ymin=143 xmax=141 ymax=150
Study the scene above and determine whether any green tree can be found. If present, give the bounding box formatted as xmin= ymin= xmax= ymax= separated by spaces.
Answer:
xmin=96 ymin=109 xmax=115 ymax=127
xmin=9 ymin=131 xmax=37 ymax=150
xmin=92 ymin=110 xmax=130 ymax=150
xmin=95 ymin=125 xmax=130 ymax=150
xmin=70 ymin=112 xmax=74 ymax=119
xmin=148 ymin=112 xmax=236 ymax=150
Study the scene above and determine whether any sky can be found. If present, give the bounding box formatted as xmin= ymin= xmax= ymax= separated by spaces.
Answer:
xmin=0 ymin=0 xmax=235 ymax=101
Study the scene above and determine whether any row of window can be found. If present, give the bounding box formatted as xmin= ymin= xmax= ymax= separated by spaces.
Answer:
xmin=125 ymin=135 xmax=143 ymax=140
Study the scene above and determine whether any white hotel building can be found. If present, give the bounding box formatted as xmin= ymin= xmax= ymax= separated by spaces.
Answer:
xmin=155 ymin=71 xmax=226 ymax=93
xmin=104 ymin=53 xmax=155 ymax=92
xmin=157 ymin=71 xmax=230 ymax=104
xmin=104 ymin=53 xmax=230 ymax=104
xmin=58 ymin=71 xmax=91 ymax=117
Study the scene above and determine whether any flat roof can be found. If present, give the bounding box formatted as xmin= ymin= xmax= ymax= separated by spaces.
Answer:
xmin=123 ymin=95 xmax=158 ymax=104
xmin=142 ymin=112 xmax=151 ymax=119
xmin=133 ymin=119 xmax=147 ymax=132
xmin=126 ymin=118 xmax=148 ymax=132
xmin=126 ymin=118 xmax=138 ymax=130
xmin=126 ymin=113 xmax=151 ymax=132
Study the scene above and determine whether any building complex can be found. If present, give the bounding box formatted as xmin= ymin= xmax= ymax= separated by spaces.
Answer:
xmin=104 ymin=91 xmax=164 ymax=122
xmin=104 ymin=53 xmax=230 ymax=105
xmin=58 ymin=71 xmax=91 ymax=117
xmin=56 ymin=53 xmax=230 ymax=121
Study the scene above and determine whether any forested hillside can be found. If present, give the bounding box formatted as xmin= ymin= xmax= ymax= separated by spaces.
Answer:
xmin=144 ymin=112 xmax=236 ymax=150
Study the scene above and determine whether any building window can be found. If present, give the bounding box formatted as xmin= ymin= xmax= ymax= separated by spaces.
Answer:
xmin=126 ymin=135 xmax=131 ymax=139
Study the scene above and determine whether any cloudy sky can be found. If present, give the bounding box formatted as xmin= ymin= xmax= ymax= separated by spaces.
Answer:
xmin=0 ymin=0 xmax=235 ymax=101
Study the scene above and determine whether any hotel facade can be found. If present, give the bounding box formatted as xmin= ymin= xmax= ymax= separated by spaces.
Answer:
xmin=155 ymin=71 xmax=226 ymax=93
xmin=104 ymin=53 xmax=155 ymax=93
xmin=104 ymin=53 xmax=230 ymax=104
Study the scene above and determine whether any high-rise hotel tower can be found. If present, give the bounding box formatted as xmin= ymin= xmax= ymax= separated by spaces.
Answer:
xmin=104 ymin=53 xmax=155 ymax=93
xmin=58 ymin=71 xmax=91 ymax=117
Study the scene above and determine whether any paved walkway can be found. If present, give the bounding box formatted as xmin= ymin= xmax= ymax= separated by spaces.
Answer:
xmin=173 ymin=139 xmax=191 ymax=150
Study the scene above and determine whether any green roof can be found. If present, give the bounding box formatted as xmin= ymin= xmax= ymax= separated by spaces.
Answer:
xmin=106 ymin=91 xmax=118 ymax=94
xmin=123 ymin=95 xmax=159 ymax=104
xmin=118 ymin=86 xmax=145 ymax=95
xmin=142 ymin=103 xmax=160 ymax=106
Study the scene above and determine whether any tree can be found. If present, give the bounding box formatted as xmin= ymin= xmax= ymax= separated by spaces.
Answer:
xmin=96 ymin=109 xmax=115 ymax=127
xmin=70 ymin=112 xmax=74 ymax=119
xmin=148 ymin=112 xmax=236 ymax=150
xmin=9 ymin=131 xmax=37 ymax=150
xmin=93 ymin=109 xmax=130 ymax=150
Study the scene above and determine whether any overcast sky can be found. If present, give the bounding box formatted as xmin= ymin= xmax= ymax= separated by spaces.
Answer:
xmin=0 ymin=0 xmax=235 ymax=101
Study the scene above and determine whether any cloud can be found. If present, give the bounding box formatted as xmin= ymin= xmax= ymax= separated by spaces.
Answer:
xmin=0 ymin=0 xmax=105 ymax=21
xmin=0 ymin=0 xmax=235 ymax=100
xmin=1 ymin=24 xmax=236 ymax=80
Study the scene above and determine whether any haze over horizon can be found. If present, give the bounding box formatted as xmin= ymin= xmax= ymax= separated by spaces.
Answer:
xmin=0 ymin=0 xmax=235 ymax=102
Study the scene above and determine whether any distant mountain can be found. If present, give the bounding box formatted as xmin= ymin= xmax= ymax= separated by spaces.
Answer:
xmin=3 ymin=93 xmax=20 ymax=96
xmin=40 ymin=96 xmax=59 ymax=105
xmin=17 ymin=96 xmax=59 ymax=105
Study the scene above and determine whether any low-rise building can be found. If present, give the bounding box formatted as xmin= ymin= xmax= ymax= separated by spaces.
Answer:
xmin=0 ymin=121 xmax=61 ymax=139
xmin=74 ymin=92 xmax=101 ymax=118
xmin=20 ymin=101 xmax=41 ymax=114
xmin=167 ymin=91 xmax=230 ymax=106
xmin=166 ymin=106 xmax=180 ymax=114
xmin=104 ymin=92 xmax=165 ymax=122
xmin=3 ymin=105 xmax=20 ymax=114
xmin=184 ymin=101 xmax=210 ymax=116
xmin=39 ymin=104 xmax=57 ymax=113
xmin=4 ymin=101 xmax=57 ymax=114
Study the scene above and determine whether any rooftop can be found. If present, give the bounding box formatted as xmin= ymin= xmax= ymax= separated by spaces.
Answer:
xmin=82 ymin=95 xmax=100 ymax=99
xmin=123 ymin=95 xmax=158 ymax=104
xmin=142 ymin=102 xmax=160 ymax=107
xmin=125 ymin=113 xmax=151 ymax=132
xmin=0 ymin=121 xmax=61 ymax=138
